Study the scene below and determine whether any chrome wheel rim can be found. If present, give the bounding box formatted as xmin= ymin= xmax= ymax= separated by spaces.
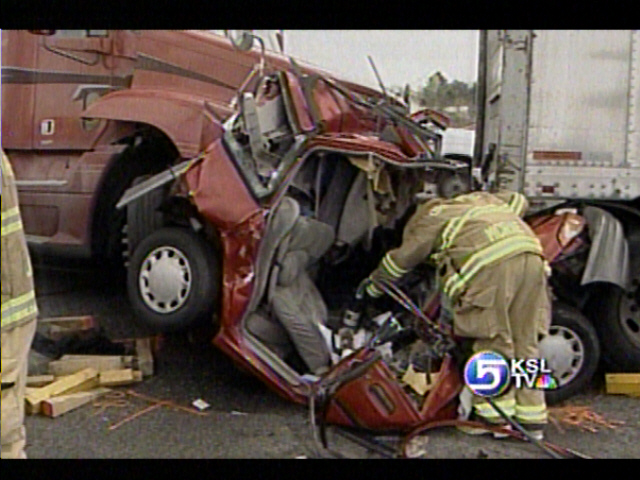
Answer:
xmin=539 ymin=325 xmax=585 ymax=387
xmin=139 ymin=246 xmax=192 ymax=314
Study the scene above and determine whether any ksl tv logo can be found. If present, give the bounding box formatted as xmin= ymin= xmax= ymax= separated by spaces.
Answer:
xmin=463 ymin=350 xmax=559 ymax=397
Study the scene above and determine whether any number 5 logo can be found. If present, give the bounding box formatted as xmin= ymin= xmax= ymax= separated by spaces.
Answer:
xmin=464 ymin=351 xmax=511 ymax=397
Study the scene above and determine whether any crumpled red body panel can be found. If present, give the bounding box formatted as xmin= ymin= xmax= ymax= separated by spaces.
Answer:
xmin=184 ymin=139 xmax=260 ymax=230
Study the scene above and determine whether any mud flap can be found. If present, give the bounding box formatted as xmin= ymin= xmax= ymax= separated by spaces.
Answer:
xmin=582 ymin=206 xmax=630 ymax=290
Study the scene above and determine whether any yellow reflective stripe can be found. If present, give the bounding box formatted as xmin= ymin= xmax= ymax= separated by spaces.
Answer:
xmin=1 ymin=290 xmax=37 ymax=328
xmin=382 ymin=253 xmax=407 ymax=279
xmin=1 ymin=206 xmax=20 ymax=222
xmin=445 ymin=236 xmax=542 ymax=299
xmin=1 ymin=206 xmax=24 ymax=237
xmin=366 ymin=282 xmax=383 ymax=298
xmin=515 ymin=409 xmax=548 ymax=422
xmin=508 ymin=193 xmax=525 ymax=216
xmin=439 ymin=204 xmax=513 ymax=252
xmin=475 ymin=399 xmax=516 ymax=417
xmin=1 ymin=290 xmax=36 ymax=314
xmin=440 ymin=208 xmax=474 ymax=250
xmin=1 ymin=302 xmax=38 ymax=328
xmin=515 ymin=404 xmax=547 ymax=414
xmin=1 ymin=220 xmax=23 ymax=237
xmin=444 ymin=236 xmax=542 ymax=299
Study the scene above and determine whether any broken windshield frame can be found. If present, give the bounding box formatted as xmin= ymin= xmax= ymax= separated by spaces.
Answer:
xmin=223 ymin=119 xmax=308 ymax=200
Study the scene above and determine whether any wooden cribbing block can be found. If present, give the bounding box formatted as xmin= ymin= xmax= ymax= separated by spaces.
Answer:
xmin=41 ymin=388 xmax=111 ymax=418
xmin=38 ymin=316 xmax=96 ymax=339
xmin=606 ymin=373 xmax=640 ymax=397
xmin=38 ymin=315 xmax=96 ymax=329
xmin=59 ymin=355 xmax=134 ymax=368
xmin=99 ymin=369 xmax=143 ymax=387
xmin=49 ymin=356 xmax=134 ymax=376
xmin=26 ymin=375 xmax=56 ymax=388
xmin=25 ymin=368 xmax=99 ymax=414
xmin=135 ymin=338 xmax=154 ymax=377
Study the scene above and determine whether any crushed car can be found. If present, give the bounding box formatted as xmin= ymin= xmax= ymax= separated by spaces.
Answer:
xmin=114 ymin=36 xmax=600 ymax=446
xmin=115 ymin=39 xmax=470 ymax=431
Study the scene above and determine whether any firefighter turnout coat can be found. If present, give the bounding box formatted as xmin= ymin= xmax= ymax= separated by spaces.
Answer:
xmin=366 ymin=191 xmax=551 ymax=426
xmin=2 ymin=152 xmax=38 ymax=459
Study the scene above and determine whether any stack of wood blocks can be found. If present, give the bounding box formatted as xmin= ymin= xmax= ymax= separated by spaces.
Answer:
xmin=26 ymin=334 xmax=157 ymax=418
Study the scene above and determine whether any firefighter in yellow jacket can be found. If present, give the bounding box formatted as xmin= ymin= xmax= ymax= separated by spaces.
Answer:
xmin=361 ymin=190 xmax=551 ymax=440
xmin=1 ymin=152 xmax=38 ymax=459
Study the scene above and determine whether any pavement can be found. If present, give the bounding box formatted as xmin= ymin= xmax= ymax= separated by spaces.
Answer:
xmin=21 ymin=257 xmax=640 ymax=459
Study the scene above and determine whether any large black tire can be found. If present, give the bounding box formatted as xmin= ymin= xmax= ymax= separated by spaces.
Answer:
xmin=93 ymin=137 xmax=175 ymax=273
xmin=591 ymin=282 xmax=640 ymax=372
xmin=540 ymin=302 xmax=600 ymax=405
xmin=125 ymin=174 xmax=166 ymax=260
xmin=127 ymin=227 xmax=220 ymax=332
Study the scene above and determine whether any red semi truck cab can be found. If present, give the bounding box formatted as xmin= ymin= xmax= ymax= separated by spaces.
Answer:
xmin=0 ymin=29 xmax=382 ymax=261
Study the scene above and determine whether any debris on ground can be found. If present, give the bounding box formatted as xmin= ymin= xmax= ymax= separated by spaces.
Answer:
xmin=92 ymin=391 xmax=128 ymax=416
xmin=102 ymin=389 xmax=209 ymax=431
xmin=192 ymin=399 xmax=211 ymax=411
xmin=476 ymin=449 xmax=489 ymax=459
xmin=26 ymin=316 xmax=160 ymax=419
xmin=548 ymin=405 xmax=625 ymax=433
xmin=605 ymin=373 xmax=640 ymax=397
xmin=404 ymin=435 xmax=430 ymax=458
xmin=401 ymin=365 xmax=440 ymax=396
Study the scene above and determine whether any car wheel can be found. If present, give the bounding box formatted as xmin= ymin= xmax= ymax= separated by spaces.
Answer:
xmin=592 ymin=281 xmax=640 ymax=372
xmin=539 ymin=302 xmax=600 ymax=405
xmin=127 ymin=227 xmax=220 ymax=332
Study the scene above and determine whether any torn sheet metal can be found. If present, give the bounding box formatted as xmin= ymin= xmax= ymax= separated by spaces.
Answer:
xmin=581 ymin=206 xmax=630 ymax=289
xmin=116 ymin=159 xmax=196 ymax=210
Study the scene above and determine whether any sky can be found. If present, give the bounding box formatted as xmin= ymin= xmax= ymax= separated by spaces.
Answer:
xmin=273 ymin=30 xmax=480 ymax=91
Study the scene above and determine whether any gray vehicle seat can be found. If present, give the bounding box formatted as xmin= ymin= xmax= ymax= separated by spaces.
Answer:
xmin=246 ymin=211 xmax=335 ymax=374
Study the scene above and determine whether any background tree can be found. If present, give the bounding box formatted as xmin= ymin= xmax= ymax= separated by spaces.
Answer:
xmin=392 ymin=72 xmax=477 ymax=128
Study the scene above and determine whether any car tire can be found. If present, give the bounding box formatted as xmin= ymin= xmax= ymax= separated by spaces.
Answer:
xmin=127 ymin=227 xmax=220 ymax=332
xmin=591 ymin=282 xmax=640 ymax=372
xmin=539 ymin=302 xmax=600 ymax=405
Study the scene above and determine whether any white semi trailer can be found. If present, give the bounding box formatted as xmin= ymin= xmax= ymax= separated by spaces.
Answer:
xmin=475 ymin=30 xmax=639 ymax=376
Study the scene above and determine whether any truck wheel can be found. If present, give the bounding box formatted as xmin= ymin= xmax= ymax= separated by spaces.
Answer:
xmin=127 ymin=227 xmax=220 ymax=332
xmin=94 ymin=138 xmax=174 ymax=272
xmin=125 ymin=174 xmax=166 ymax=261
xmin=592 ymin=281 xmax=640 ymax=372
xmin=539 ymin=302 xmax=600 ymax=405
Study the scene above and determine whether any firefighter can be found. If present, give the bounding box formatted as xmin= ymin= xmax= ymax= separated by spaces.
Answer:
xmin=345 ymin=190 xmax=551 ymax=440
xmin=1 ymin=152 xmax=38 ymax=459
